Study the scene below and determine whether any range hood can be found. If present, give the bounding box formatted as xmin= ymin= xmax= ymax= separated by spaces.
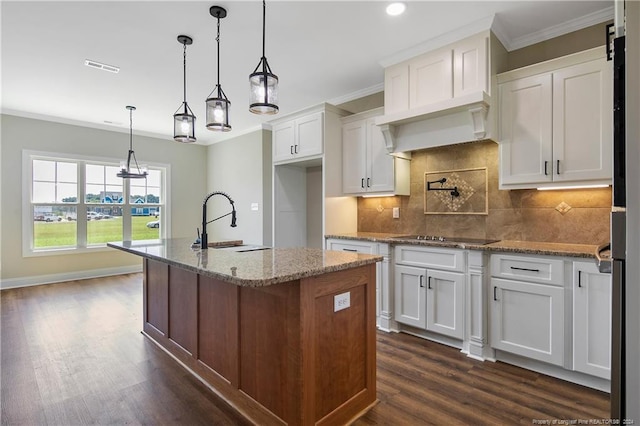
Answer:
xmin=375 ymin=90 xmax=493 ymax=156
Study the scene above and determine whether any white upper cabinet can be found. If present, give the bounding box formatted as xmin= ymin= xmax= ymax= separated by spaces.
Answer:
xmin=498 ymin=48 xmax=613 ymax=189
xmin=272 ymin=111 xmax=324 ymax=164
xmin=410 ymin=49 xmax=453 ymax=108
xmin=342 ymin=109 xmax=410 ymax=195
xmin=382 ymin=31 xmax=492 ymax=119
xmin=453 ymin=35 xmax=488 ymax=97
xmin=384 ymin=63 xmax=409 ymax=115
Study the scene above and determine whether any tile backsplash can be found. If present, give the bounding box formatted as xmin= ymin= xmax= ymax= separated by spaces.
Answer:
xmin=357 ymin=140 xmax=611 ymax=245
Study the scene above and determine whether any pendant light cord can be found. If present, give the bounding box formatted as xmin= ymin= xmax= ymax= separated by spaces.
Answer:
xmin=182 ymin=42 xmax=187 ymax=109
xmin=262 ymin=0 xmax=266 ymax=61
xmin=129 ymin=107 xmax=133 ymax=152
xmin=216 ymin=14 xmax=221 ymax=89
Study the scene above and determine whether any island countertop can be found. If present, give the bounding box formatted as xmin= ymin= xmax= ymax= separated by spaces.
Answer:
xmin=108 ymin=238 xmax=382 ymax=287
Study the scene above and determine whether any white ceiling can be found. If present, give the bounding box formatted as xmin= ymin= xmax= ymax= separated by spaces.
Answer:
xmin=1 ymin=0 xmax=612 ymax=145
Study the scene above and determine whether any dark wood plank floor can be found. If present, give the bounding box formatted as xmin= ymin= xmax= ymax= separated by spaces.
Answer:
xmin=1 ymin=274 xmax=609 ymax=425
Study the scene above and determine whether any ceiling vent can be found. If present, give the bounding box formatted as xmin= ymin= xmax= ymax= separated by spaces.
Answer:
xmin=84 ymin=59 xmax=120 ymax=73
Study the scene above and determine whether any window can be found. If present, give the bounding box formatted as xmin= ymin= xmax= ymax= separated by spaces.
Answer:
xmin=23 ymin=151 xmax=169 ymax=256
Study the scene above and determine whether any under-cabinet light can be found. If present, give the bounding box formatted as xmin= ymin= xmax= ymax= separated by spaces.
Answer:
xmin=537 ymin=185 xmax=610 ymax=191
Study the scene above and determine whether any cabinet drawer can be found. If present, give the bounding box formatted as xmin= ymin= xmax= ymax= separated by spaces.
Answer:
xmin=326 ymin=239 xmax=377 ymax=254
xmin=490 ymin=254 xmax=564 ymax=286
xmin=395 ymin=246 xmax=465 ymax=272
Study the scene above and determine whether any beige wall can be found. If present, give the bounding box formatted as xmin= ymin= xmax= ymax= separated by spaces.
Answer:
xmin=0 ymin=114 xmax=207 ymax=283
xmin=507 ymin=21 xmax=612 ymax=71
xmin=358 ymin=141 xmax=611 ymax=245
xmin=206 ymin=129 xmax=272 ymax=246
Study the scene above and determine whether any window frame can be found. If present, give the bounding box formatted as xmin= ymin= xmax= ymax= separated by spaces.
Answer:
xmin=22 ymin=150 xmax=171 ymax=257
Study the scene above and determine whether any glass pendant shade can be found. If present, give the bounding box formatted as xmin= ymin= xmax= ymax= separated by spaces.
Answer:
xmin=249 ymin=60 xmax=279 ymax=114
xmin=173 ymin=105 xmax=196 ymax=143
xmin=249 ymin=1 xmax=279 ymax=115
xmin=206 ymin=86 xmax=231 ymax=132
xmin=173 ymin=35 xmax=196 ymax=143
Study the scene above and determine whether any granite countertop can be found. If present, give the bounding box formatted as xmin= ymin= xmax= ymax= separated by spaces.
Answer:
xmin=108 ymin=238 xmax=382 ymax=287
xmin=325 ymin=232 xmax=603 ymax=259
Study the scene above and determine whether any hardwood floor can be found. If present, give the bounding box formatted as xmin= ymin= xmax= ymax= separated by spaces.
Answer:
xmin=1 ymin=274 xmax=609 ymax=425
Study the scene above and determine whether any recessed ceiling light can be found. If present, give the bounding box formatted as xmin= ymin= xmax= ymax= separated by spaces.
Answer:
xmin=84 ymin=59 xmax=120 ymax=73
xmin=386 ymin=2 xmax=406 ymax=16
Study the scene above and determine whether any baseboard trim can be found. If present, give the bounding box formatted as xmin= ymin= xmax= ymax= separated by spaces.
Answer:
xmin=0 ymin=264 xmax=143 ymax=290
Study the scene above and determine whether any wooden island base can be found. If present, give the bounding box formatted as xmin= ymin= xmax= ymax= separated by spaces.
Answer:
xmin=143 ymin=258 xmax=377 ymax=425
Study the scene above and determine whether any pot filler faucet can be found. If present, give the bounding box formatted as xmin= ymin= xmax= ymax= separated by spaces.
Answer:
xmin=201 ymin=191 xmax=237 ymax=249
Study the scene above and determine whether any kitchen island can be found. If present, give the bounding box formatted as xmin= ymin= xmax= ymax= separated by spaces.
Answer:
xmin=108 ymin=239 xmax=381 ymax=426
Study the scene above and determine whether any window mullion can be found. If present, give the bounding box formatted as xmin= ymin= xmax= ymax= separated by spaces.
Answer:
xmin=78 ymin=161 xmax=87 ymax=248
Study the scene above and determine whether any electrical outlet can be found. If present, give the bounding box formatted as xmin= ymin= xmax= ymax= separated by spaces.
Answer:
xmin=334 ymin=291 xmax=351 ymax=312
xmin=392 ymin=207 xmax=400 ymax=218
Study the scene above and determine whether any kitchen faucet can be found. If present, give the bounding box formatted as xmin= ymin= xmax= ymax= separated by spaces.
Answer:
xmin=201 ymin=191 xmax=237 ymax=249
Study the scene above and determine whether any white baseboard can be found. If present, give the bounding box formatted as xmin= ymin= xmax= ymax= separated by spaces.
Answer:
xmin=0 ymin=264 xmax=143 ymax=290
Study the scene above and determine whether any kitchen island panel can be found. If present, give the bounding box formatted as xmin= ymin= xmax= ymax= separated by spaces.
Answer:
xmin=198 ymin=275 xmax=239 ymax=385
xmin=168 ymin=266 xmax=197 ymax=356
xmin=145 ymin=259 xmax=168 ymax=335
xmin=240 ymin=282 xmax=301 ymax=424
xmin=301 ymin=266 xmax=377 ymax=426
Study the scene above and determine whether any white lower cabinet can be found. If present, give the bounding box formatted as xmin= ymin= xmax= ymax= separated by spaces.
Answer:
xmin=573 ymin=261 xmax=611 ymax=379
xmin=490 ymin=277 xmax=565 ymax=366
xmin=426 ymin=269 xmax=464 ymax=339
xmin=394 ymin=246 xmax=465 ymax=339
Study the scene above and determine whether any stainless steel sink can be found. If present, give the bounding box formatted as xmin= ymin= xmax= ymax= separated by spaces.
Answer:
xmin=212 ymin=244 xmax=271 ymax=253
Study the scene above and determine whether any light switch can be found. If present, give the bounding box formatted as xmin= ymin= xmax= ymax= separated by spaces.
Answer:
xmin=393 ymin=207 xmax=400 ymax=218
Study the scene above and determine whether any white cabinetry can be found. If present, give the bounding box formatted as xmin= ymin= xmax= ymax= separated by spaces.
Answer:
xmin=326 ymin=238 xmax=391 ymax=330
xmin=489 ymin=254 xmax=565 ymax=366
xmin=272 ymin=111 xmax=324 ymax=163
xmin=573 ymin=261 xmax=611 ymax=379
xmin=498 ymin=48 xmax=612 ymax=189
xmin=271 ymin=104 xmax=356 ymax=249
xmin=342 ymin=108 xmax=410 ymax=195
xmin=394 ymin=246 xmax=465 ymax=339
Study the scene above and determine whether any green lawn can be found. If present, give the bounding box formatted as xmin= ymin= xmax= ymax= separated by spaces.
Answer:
xmin=34 ymin=216 xmax=159 ymax=248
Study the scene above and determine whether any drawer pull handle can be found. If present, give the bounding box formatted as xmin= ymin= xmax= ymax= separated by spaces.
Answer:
xmin=419 ymin=275 xmax=424 ymax=288
xmin=367 ymin=177 xmax=371 ymax=188
xmin=556 ymin=159 xmax=560 ymax=175
xmin=510 ymin=266 xmax=540 ymax=273
xmin=578 ymin=271 xmax=582 ymax=288
xmin=544 ymin=161 xmax=548 ymax=176
xmin=361 ymin=178 xmax=365 ymax=189
xmin=493 ymin=286 xmax=498 ymax=301
xmin=427 ymin=276 xmax=432 ymax=289
xmin=290 ymin=145 xmax=294 ymax=155
xmin=342 ymin=248 xmax=358 ymax=252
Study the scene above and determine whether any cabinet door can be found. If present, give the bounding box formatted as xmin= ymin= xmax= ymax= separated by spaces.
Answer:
xmin=453 ymin=36 xmax=487 ymax=97
xmin=342 ymin=120 xmax=368 ymax=194
xmin=272 ymin=120 xmax=296 ymax=162
xmin=394 ymin=265 xmax=427 ymax=329
xmin=499 ymin=74 xmax=553 ymax=185
xmin=573 ymin=261 xmax=611 ymax=379
xmin=410 ymin=49 xmax=453 ymax=108
xmin=384 ymin=62 xmax=409 ymax=114
xmin=490 ymin=277 xmax=564 ymax=366
xmin=552 ymin=59 xmax=613 ymax=182
xmin=426 ymin=270 xmax=464 ymax=339
xmin=366 ymin=118 xmax=395 ymax=192
xmin=296 ymin=112 xmax=324 ymax=158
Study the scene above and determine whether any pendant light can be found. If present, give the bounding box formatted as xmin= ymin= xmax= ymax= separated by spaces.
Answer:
xmin=206 ymin=6 xmax=231 ymax=132
xmin=173 ymin=35 xmax=197 ymax=143
xmin=117 ymin=106 xmax=148 ymax=179
xmin=249 ymin=0 xmax=279 ymax=115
